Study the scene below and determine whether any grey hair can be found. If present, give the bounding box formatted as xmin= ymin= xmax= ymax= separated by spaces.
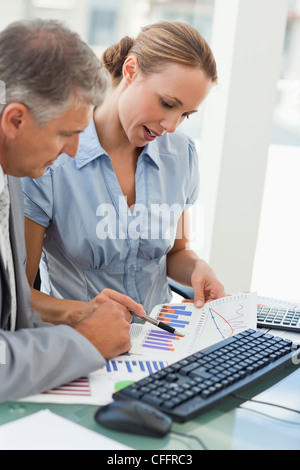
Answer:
xmin=0 ymin=19 xmax=110 ymax=126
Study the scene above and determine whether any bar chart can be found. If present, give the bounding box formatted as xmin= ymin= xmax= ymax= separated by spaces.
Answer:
xmin=140 ymin=304 xmax=192 ymax=352
xmin=43 ymin=377 xmax=91 ymax=397
xmin=24 ymin=356 xmax=169 ymax=406
xmin=129 ymin=302 xmax=203 ymax=359
xmin=105 ymin=357 xmax=168 ymax=375
xmin=158 ymin=305 xmax=192 ymax=328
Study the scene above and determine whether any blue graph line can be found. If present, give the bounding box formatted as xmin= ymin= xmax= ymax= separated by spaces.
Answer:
xmin=208 ymin=308 xmax=226 ymax=340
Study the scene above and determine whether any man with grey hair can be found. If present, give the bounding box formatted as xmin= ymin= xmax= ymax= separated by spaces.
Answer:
xmin=0 ymin=19 xmax=144 ymax=403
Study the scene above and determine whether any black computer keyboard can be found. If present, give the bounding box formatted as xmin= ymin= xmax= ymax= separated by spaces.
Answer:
xmin=113 ymin=328 xmax=299 ymax=422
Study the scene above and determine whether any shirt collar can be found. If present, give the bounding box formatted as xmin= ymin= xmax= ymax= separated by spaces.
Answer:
xmin=75 ymin=118 xmax=161 ymax=170
xmin=0 ymin=164 xmax=7 ymax=195
xmin=142 ymin=138 xmax=161 ymax=169
xmin=75 ymin=118 xmax=106 ymax=169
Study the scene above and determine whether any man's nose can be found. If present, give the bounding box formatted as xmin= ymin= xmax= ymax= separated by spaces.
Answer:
xmin=61 ymin=134 xmax=80 ymax=157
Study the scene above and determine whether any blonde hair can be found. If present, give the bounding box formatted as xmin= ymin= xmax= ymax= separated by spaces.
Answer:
xmin=102 ymin=21 xmax=217 ymax=87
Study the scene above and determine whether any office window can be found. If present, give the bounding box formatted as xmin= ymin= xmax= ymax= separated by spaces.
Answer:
xmin=252 ymin=0 xmax=300 ymax=301
xmin=89 ymin=9 xmax=117 ymax=46
xmin=271 ymin=0 xmax=300 ymax=146
xmin=0 ymin=0 xmax=215 ymax=140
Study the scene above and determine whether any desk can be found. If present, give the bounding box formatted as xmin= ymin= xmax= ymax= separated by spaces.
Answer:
xmin=0 ymin=364 xmax=299 ymax=450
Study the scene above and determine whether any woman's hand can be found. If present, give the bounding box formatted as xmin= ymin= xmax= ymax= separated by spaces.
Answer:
xmin=189 ymin=259 xmax=225 ymax=308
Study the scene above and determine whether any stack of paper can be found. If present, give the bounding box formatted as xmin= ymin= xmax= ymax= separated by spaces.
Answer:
xmin=0 ymin=410 xmax=131 ymax=450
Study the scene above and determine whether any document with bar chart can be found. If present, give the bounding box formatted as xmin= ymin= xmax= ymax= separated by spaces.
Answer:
xmin=19 ymin=293 xmax=256 ymax=406
xmin=20 ymin=355 xmax=169 ymax=406
xmin=129 ymin=292 xmax=257 ymax=361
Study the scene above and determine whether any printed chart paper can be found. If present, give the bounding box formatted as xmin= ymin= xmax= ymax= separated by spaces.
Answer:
xmin=129 ymin=292 xmax=257 ymax=361
xmin=20 ymin=356 xmax=169 ymax=406
xmin=20 ymin=293 xmax=257 ymax=405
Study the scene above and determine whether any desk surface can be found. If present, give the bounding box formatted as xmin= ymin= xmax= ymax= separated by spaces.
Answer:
xmin=0 ymin=364 xmax=299 ymax=450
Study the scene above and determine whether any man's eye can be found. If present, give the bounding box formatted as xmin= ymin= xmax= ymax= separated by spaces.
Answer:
xmin=61 ymin=132 xmax=73 ymax=137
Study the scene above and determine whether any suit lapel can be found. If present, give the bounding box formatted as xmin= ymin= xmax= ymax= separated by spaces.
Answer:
xmin=0 ymin=176 xmax=40 ymax=330
xmin=7 ymin=176 xmax=34 ymax=329
xmin=0 ymin=236 xmax=12 ymax=330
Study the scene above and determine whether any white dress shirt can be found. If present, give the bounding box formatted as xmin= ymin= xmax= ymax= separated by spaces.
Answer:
xmin=0 ymin=164 xmax=8 ymax=268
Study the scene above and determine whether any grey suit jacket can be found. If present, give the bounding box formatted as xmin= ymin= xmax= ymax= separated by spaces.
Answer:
xmin=0 ymin=176 xmax=104 ymax=402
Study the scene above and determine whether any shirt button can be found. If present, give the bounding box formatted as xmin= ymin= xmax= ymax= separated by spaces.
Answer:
xmin=128 ymin=265 xmax=136 ymax=274
xmin=129 ymin=231 xmax=139 ymax=240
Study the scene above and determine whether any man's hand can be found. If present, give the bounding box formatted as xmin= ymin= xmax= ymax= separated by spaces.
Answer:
xmin=75 ymin=302 xmax=132 ymax=359
xmin=85 ymin=289 xmax=146 ymax=323
xmin=66 ymin=288 xmax=146 ymax=326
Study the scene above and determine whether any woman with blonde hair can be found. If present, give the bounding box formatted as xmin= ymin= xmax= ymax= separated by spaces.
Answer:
xmin=22 ymin=21 xmax=225 ymax=326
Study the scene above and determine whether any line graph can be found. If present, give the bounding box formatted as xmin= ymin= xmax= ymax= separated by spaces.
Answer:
xmin=208 ymin=307 xmax=234 ymax=340
xmin=226 ymin=303 xmax=248 ymax=329
xmin=200 ymin=295 xmax=257 ymax=347
xmin=206 ymin=298 xmax=253 ymax=341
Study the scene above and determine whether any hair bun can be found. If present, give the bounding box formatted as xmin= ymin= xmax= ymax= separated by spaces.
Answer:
xmin=102 ymin=36 xmax=134 ymax=85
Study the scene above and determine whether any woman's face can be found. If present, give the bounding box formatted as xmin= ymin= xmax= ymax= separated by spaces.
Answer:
xmin=118 ymin=59 xmax=212 ymax=147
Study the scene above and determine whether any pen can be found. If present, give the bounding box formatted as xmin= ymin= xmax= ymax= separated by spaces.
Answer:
xmin=131 ymin=312 xmax=185 ymax=337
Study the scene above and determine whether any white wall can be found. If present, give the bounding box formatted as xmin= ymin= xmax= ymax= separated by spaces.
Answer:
xmin=198 ymin=0 xmax=289 ymax=293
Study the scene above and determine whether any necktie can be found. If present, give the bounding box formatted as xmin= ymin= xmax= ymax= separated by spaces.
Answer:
xmin=0 ymin=183 xmax=16 ymax=331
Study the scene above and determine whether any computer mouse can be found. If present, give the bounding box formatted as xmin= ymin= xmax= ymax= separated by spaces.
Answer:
xmin=94 ymin=400 xmax=172 ymax=437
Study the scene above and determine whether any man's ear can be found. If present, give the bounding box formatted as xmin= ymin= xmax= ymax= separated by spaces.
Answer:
xmin=122 ymin=55 xmax=139 ymax=85
xmin=0 ymin=103 xmax=29 ymax=139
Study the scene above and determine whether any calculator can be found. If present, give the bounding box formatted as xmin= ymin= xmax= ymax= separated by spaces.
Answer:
xmin=257 ymin=296 xmax=300 ymax=332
